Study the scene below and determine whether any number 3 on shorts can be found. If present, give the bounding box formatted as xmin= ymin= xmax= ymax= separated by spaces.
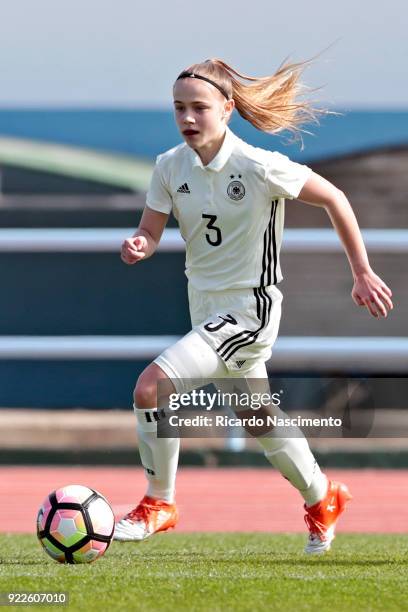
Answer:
xmin=202 ymin=213 xmax=222 ymax=246
xmin=204 ymin=314 xmax=238 ymax=333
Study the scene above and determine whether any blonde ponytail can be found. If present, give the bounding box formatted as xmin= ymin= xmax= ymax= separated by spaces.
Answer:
xmin=178 ymin=57 xmax=325 ymax=140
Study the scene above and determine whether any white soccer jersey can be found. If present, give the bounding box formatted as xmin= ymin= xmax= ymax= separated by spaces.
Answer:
xmin=146 ymin=126 xmax=312 ymax=292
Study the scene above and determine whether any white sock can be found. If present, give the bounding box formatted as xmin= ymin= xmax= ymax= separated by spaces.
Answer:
xmin=257 ymin=431 xmax=328 ymax=507
xmin=135 ymin=405 xmax=179 ymax=504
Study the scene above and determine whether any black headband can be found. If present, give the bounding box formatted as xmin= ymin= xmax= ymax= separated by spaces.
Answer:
xmin=176 ymin=71 xmax=230 ymax=100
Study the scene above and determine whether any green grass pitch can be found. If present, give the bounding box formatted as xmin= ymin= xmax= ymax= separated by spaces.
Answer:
xmin=0 ymin=533 xmax=407 ymax=611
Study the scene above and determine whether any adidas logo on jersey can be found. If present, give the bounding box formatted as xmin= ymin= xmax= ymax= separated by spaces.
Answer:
xmin=177 ymin=183 xmax=190 ymax=193
xmin=235 ymin=360 xmax=246 ymax=369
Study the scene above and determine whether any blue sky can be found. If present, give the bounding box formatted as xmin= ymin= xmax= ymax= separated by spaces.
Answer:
xmin=0 ymin=0 xmax=407 ymax=108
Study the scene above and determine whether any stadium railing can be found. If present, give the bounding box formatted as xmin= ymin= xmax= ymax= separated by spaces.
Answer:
xmin=0 ymin=335 xmax=407 ymax=372
xmin=0 ymin=228 xmax=407 ymax=253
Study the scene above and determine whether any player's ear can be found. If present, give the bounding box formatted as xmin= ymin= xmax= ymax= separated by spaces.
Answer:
xmin=224 ymin=98 xmax=235 ymax=119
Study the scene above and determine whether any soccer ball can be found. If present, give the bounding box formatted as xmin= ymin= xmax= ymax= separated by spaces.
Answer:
xmin=37 ymin=484 xmax=115 ymax=564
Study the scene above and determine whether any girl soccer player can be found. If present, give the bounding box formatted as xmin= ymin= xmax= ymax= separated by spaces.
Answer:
xmin=114 ymin=58 xmax=393 ymax=553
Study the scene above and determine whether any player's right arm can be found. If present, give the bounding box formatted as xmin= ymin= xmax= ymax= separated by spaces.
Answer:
xmin=120 ymin=206 xmax=169 ymax=265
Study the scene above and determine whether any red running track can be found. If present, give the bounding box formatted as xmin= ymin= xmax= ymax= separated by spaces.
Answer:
xmin=1 ymin=466 xmax=407 ymax=534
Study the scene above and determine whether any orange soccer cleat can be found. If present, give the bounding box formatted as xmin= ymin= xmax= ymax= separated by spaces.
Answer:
xmin=114 ymin=495 xmax=179 ymax=542
xmin=304 ymin=479 xmax=352 ymax=554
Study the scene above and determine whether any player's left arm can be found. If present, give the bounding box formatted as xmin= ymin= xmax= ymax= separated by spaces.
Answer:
xmin=298 ymin=171 xmax=393 ymax=318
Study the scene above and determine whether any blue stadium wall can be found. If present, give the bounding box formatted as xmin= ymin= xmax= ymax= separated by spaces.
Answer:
xmin=0 ymin=250 xmax=190 ymax=409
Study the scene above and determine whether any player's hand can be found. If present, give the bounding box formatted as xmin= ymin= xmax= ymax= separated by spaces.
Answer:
xmin=351 ymin=269 xmax=393 ymax=318
xmin=120 ymin=235 xmax=148 ymax=264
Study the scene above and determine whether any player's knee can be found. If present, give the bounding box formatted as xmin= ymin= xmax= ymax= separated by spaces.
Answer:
xmin=133 ymin=364 xmax=172 ymax=408
xmin=133 ymin=374 xmax=157 ymax=408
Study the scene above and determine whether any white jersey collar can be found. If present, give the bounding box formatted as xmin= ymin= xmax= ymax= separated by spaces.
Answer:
xmin=190 ymin=127 xmax=235 ymax=172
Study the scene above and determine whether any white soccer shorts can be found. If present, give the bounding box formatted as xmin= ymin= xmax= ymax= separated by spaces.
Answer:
xmin=154 ymin=284 xmax=282 ymax=389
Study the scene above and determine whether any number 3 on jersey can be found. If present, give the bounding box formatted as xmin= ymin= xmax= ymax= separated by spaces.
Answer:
xmin=202 ymin=213 xmax=222 ymax=246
